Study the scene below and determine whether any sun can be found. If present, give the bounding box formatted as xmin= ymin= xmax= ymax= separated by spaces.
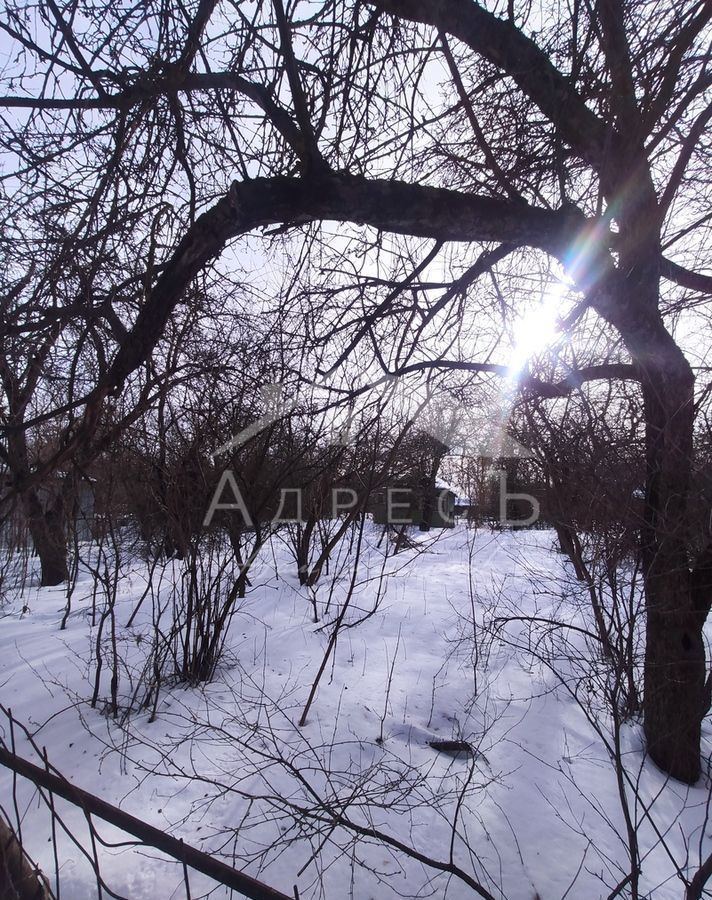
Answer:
xmin=507 ymin=278 xmax=568 ymax=380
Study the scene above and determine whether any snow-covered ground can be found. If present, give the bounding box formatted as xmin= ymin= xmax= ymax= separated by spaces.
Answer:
xmin=1 ymin=524 xmax=711 ymax=899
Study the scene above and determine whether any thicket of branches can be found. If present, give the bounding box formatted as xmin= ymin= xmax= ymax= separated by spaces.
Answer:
xmin=1 ymin=0 xmax=712 ymax=870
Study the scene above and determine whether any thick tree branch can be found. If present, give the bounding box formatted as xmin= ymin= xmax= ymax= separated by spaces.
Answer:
xmin=391 ymin=360 xmax=638 ymax=397
xmin=272 ymin=0 xmax=324 ymax=169
xmin=369 ymin=0 xmax=614 ymax=170
xmin=661 ymin=257 xmax=712 ymax=294
xmin=0 ymin=72 xmax=306 ymax=157
xmin=0 ymin=95 xmax=109 ymax=109
xmin=20 ymin=172 xmax=615 ymax=484
xmin=596 ymin=0 xmax=642 ymax=133
xmin=17 ymin=172 xmax=599 ymax=481
xmin=175 ymin=0 xmax=220 ymax=73
xmin=101 ymin=174 xmax=592 ymax=395
xmin=0 ymin=744 xmax=292 ymax=900
xmin=687 ymin=850 xmax=712 ymax=900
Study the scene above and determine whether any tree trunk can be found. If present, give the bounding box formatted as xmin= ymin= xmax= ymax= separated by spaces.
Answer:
xmin=0 ymin=814 xmax=54 ymax=900
xmin=640 ymin=361 xmax=705 ymax=783
xmin=602 ymin=149 xmax=707 ymax=782
xmin=4 ymin=420 xmax=70 ymax=587
xmin=22 ymin=489 xmax=69 ymax=587
xmin=295 ymin=515 xmax=317 ymax=586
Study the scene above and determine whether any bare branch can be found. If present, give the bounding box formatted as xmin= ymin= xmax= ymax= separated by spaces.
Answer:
xmin=661 ymin=257 xmax=712 ymax=294
xmin=369 ymin=0 xmax=614 ymax=170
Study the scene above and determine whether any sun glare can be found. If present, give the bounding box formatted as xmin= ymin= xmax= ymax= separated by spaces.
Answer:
xmin=507 ymin=279 xmax=568 ymax=380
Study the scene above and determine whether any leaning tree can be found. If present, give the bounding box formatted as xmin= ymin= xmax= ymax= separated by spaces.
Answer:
xmin=1 ymin=0 xmax=712 ymax=781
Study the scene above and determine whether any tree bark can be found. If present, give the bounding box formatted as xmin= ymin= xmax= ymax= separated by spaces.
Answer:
xmin=0 ymin=814 xmax=54 ymax=900
xmin=21 ymin=488 xmax=69 ymax=588
xmin=606 ymin=204 xmax=704 ymax=780
xmin=609 ymin=153 xmax=705 ymax=781
xmin=639 ymin=358 xmax=704 ymax=783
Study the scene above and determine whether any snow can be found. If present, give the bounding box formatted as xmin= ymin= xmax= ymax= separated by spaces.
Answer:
xmin=1 ymin=524 xmax=711 ymax=899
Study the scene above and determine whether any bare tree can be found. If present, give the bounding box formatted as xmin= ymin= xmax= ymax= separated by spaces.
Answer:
xmin=1 ymin=0 xmax=712 ymax=782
